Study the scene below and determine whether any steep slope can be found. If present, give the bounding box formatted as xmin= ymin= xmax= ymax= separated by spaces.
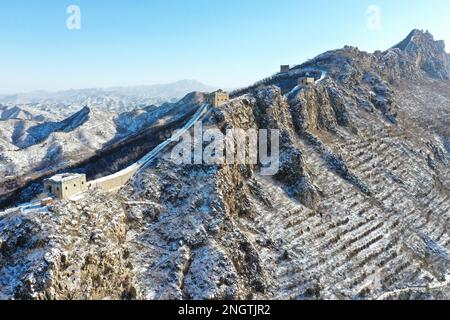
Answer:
xmin=0 ymin=30 xmax=449 ymax=300
xmin=13 ymin=106 xmax=91 ymax=149
xmin=0 ymin=105 xmax=50 ymax=122
xmin=105 ymin=30 xmax=450 ymax=299
xmin=0 ymin=107 xmax=117 ymax=178
xmin=113 ymin=92 xmax=207 ymax=141
xmin=116 ymin=81 xmax=449 ymax=299
xmin=393 ymin=29 xmax=448 ymax=80
xmin=0 ymin=191 xmax=134 ymax=300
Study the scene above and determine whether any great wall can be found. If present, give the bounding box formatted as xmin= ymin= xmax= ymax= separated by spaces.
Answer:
xmin=87 ymin=103 xmax=210 ymax=193
xmin=44 ymin=67 xmax=327 ymax=198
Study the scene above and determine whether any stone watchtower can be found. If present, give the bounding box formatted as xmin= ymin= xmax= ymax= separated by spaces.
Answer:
xmin=299 ymin=77 xmax=316 ymax=86
xmin=280 ymin=65 xmax=290 ymax=73
xmin=44 ymin=173 xmax=88 ymax=199
xmin=207 ymin=89 xmax=229 ymax=107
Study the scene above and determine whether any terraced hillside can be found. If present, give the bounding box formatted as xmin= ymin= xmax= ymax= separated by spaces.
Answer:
xmin=243 ymin=97 xmax=450 ymax=299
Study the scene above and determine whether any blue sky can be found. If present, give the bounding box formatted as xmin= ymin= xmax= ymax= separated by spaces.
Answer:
xmin=0 ymin=0 xmax=449 ymax=94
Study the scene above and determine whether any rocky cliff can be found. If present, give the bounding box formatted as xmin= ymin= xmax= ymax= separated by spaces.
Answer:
xmin=0 ymin=191 xmax=134 ymax=300
xmin=393 ymin=29 xmax=449 ymax=80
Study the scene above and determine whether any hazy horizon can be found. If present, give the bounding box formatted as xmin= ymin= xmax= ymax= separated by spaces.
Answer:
xmin=1 ymin=0 xmax=450 ymax=95
xmin=0 ymin=79 xmax=218 ymax=96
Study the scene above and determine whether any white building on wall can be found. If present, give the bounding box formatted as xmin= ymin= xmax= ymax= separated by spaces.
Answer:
xmin=44 ymin=173 xmax=88 ymax=199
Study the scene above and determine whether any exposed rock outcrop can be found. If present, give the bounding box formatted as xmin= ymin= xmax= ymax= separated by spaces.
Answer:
xmin=0 ymin=191 xmax=135 ymax=300
xmin=393 ymin=29 xmax=449 ymax=80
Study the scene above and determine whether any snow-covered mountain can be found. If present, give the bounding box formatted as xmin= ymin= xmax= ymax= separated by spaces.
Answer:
xmin=0 ymin=107 xmax=116 ymax=178
xmin=392 ymin=29 xmax=449 ymax=80
xmin=0 ymin=91 xmax=209 ymax=206
xmin=0 ymin=30 xmax=449 ymax=300
xmin=0 ymin=80 xmax=216 ymax=114
xmin=0 ymin=105 xmax=54 ymax=122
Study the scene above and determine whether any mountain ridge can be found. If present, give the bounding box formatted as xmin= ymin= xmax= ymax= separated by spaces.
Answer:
xmin=392 ymin=29 xmax=449 ymax=80
xmin=0 ymin=80 xmax=217 ymax=114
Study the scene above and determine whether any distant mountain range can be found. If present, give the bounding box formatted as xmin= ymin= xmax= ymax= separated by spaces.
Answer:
xmin=0 ymin=80 xmax=217 ymax=113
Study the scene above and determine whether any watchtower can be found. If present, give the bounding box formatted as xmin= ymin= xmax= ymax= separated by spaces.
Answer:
xmin=207 ymin=90 xmax=229 ymax=107
xmin=299 ymin=77 xmax=315 ymax=86
xmin=280 ymin=65 xmax=290 ymax=73
xmin=44 ymin=173 xmax=88 ymax=199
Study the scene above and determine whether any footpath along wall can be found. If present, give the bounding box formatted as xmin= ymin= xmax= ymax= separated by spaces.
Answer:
xmin=88 ymin=103 xmax=210 ymax=192
xmin=88 ymin=164 xmax=139 ymax=192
